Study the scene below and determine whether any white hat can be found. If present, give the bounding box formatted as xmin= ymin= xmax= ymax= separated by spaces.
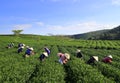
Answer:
xmin=108 ymin=55 xmax=112 ymax=59
xmin=93 ymin=56 xmax=98 ymax=61
xmin=23 ymin=44 xmax=25 ymax=46
xmin=77 ymin=49 xmax=81 ymax=52
xmin=64 ymin=53 xmax=70 ymax=59
xmin=43 ymin=52 xmax=48 ymax=57
xmin=21 ymin=46 xmax=24 ymax=48
xmin=30 ymin=47 xmax=33 ymax=51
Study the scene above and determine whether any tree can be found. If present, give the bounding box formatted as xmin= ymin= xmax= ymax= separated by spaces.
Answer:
xmin=12 ymin=30 xmax=23 ymax=36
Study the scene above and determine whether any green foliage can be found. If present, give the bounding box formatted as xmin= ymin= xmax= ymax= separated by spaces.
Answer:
xmin=28 ymin=46 xmax=66 ymax=83
xmin=0 ymin=35 xmax=120 ymax=83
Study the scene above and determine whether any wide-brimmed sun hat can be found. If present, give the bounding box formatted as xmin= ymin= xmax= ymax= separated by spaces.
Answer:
xmin=43 ymin=52 xmax=48 ymax=57
xmin=108 ymin=55 xmax=112 ymax=59
xmin=64 ymin=53 xmax=70 ymax=59
xmin=93 ymin=56 xmax=98 ymax=61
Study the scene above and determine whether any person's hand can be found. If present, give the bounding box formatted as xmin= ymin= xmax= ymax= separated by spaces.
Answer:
xmin=65 ymin=59 xmax=68 ymax=62
xmin=63 ymin=59 xmax=68 ymax=64
xmin=63 ymin=61 xmax=66 ymax=64
xmin=109 ymin=60 xmax=112 ymax=62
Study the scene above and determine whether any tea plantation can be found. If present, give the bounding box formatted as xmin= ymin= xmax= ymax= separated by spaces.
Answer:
xmin=0 ymin=35 xmax=120 ymax=83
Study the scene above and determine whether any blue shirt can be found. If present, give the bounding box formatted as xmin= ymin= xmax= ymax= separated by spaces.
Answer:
xmin=25 ymin=49 xmax=31 ymax=55
xmin=39 ymin=54 xmax=46 ymax=61
xmin=45 ymin=48 xmax=50 ymax=55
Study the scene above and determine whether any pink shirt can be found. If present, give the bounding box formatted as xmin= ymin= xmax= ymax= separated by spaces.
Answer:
xmin=58 ymin=53 xmax=64 ymax=57
xmin=58 ymin=53 xmax=67 ymax=63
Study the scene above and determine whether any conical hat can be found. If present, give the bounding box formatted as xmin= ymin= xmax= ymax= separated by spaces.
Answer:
xmin=93 ymin=56 xmax=98 ymax=61
xmin=30 ymin=47 xmax=33 ymax=51
xmin=108 ymin=55 xmax=112 ymax=59
xmin=64 ymin=53 xmax=70 ymax=59
xmin=77 ymin=49 xmax=81 ymax=52
xmin=43 ymin=52 xmax=48 ymax=57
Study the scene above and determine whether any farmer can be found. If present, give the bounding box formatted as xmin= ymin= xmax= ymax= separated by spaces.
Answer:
xmin=57 ymin=53 xmax=70 ymax=64
xmin=25 ymin=47 xmax=34 ymax=57
xmin=7 ymin=42 xmax=14 ymax=48
xmin=18 ymin=46 xmax=24 ymax=53
xmin=39 ymin=52 xmax=48 ymax=61
xmin=18 ymin=43 xmax=25 ymax=48
xmin=18 ymin=43 xmax=22 ymax=48
xmin=44 ymin=47 xmax=50 ymax=55
xmin=76 ymin=49 xmax=83 ymax=59
xmin=87 ymin=56 xmax=98 ymax=64
xmin=102 ymin=55 xmax=113 ymax=63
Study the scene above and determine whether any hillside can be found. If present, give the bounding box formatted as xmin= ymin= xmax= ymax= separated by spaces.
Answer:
xmin=98 ymin=25 xmax=120 ymax=40
xmin=71 ymin=25 xmax=120 ymax=40
xmin=70 ymin=30 xmax=109 ymax=39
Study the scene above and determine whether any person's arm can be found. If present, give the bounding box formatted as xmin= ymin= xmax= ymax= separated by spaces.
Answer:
xmin=108 ymin=59 xmax=112 ymax=63
xmin=30 ymin=51 xmax=34 ymax=55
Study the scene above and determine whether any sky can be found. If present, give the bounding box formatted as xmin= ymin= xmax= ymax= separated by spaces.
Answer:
xmin=0 ymin=0 xmax=120 ymax=35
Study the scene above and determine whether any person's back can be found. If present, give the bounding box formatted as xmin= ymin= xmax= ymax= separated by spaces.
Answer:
xmin=39 ymin=52 xmax=48 ymax=61
xmin=25 ymin=49 xmax=31 ymax=55
xmin=24 ymin=47 xmax=34 ymax=57
xmin=44 ymin=47 xmax=50 ymax=55
xmin=77 ymin=52 xmax=83 ymax=58
xmin=60 ymin=54 xmax=66 ymax=62
xmin=76 ymin=49 xmax=83 ymax=58
xmin=102 ymin=55 xmax=112 ymax=63
xmin=18 ymin=46 xmax=24 ymax=53
xmin=87 ymin=57 xmax=95 ymax=64
xmin=57 ymin=53 xmax=64 ymax=63
xmin=58 ymin=53 xmax=64 ymax=57
xmin=87 ymin=56 xmax=98 ymax=65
